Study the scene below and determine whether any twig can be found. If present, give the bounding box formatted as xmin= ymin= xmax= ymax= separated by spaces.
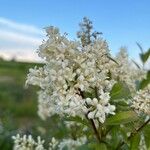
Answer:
xmin=85 ymin=114 xmax=101 ymax=143
xmin=79 ymin=88 xmax=101 ymax=143
xmin=116 ymin=118 xmax=150 ymax=150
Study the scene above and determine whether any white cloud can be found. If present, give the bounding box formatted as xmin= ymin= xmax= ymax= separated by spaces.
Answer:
xmin=0 ymin=17 xmax=44 ymax=36
xmin=0 ymin=17 xmax=44 ymax=62
xmin=0 ymin=29 xmax=42 ymax=45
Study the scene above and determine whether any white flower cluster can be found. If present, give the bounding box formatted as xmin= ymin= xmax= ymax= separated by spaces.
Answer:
xmin=131 ymin=84 xmax=150 ymax=115
xmin=26 ymin=26 xmax=116 ymax=123
xmin=12 ymin=134 xmax=45 ymax=150
xmin=112 ymin=47 xmax=145 ymax=93
xmin=12 ymin=134 xmax=86 ymax=150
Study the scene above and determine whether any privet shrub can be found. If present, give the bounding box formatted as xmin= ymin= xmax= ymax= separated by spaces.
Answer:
xmin=12 ymin=18 xmax=150 ymax=150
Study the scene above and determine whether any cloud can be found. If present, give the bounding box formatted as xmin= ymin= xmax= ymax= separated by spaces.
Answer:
xmin=0 ymin=17 xmax=44 ymax=62
xmin=0 ymin=17 xmax=44 ymax=36
xmin=0 ymin=29 xmax=42 ymax=45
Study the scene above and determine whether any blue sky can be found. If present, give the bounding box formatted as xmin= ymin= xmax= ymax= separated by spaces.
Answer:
xmin=0 ymin=0 xmax=150 ymax=61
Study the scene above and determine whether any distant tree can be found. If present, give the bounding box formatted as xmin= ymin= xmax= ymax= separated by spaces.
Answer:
xmin=0 ymin=56 xmax=4 ymax=61
xmin=11 ymin=55 xmax=16 ymax=62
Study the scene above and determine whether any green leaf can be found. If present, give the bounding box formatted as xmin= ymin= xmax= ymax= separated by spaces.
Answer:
xmin=111 ymin=127 xmax=121 ymax=149
xmin=65 ymin=116 xmax=90 ymax=127
xmin=138 ymin=71 xmax=150 ymax=90
xmin=88 ymin=143 xmax=107 ymax=150
xmin=83 ymin=90 xmax=96 ymax=99
xmin=136 ymin=42 xmax=144 ymax=53
xmin=107 ymin=71 xmax=112 ymax=80
xmin=96 ymin=143 xmax=107 ymax=150
xmin=136 ymin=43 xmax=150 ymax=63
xmin=132 ymin=59 xmax=141 ymax=69
xmin=130 ymin=133 xmax=140 ymax=150
xmin=105 ymin=111 xmax=138 ymax=125
xmin=107 ymin=55 xmax=119 ymax=65
xmin=113 ymin=99 xmax=128 ymax=106
xmin=143 ymin=125 xmax=150 ymax=149
xmin=110 ymin=82 xmax=131 ymax=100
xmin=140 ymin=48 xmax=150 ymax=64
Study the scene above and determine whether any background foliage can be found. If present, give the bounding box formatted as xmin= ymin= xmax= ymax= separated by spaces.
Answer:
xmin=0 ymin=60 xmax=69 ymax=149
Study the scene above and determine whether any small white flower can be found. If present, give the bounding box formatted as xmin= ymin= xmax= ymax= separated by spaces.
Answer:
xmin=86 ymin=92 xmax=115 ymax=123
xmin=12 ymin=134 xmax=46 ymax=150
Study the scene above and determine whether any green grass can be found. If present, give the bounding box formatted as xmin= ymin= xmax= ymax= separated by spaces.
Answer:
xmin=0 ymin=60 xmax=68 ymax=149
xmin=0 ymin=60 xmax=41 ymax=116
xmin=0 ymin=60 xmax=43 ymax=149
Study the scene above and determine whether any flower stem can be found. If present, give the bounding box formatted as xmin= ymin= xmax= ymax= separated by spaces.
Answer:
xmin=90 ymin=119 xmax=101 ymax=143
xmin=85 ymin=114 xmax=101 ymax=143
xmin=79 ymin=88 xmax=101 ymax=143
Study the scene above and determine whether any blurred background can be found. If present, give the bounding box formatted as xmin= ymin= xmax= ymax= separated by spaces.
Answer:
xmin=0 ymin=0 xmax=150 ymax=149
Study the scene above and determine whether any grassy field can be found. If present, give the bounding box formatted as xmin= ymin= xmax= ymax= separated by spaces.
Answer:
xmin=0 ymin=60 xmax=67 ymax=149
xmin=0 ymin=60 xmax=41 ymax=149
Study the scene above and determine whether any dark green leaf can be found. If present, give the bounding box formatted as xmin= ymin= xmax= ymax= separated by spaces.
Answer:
xmin=136 ymin=42 xmax=144 ymax=53
xmin=107 ymin=71 xmax=112 ymax=80
xmin=65 ymin=116 xmax=90 ymax=127
xmin=107 ymin=55 xmax=119 ymax=65
xmin=83 ymin=90 xmax=96 ymax=99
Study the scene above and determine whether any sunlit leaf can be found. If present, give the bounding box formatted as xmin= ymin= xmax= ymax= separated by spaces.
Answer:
xmin=105 ymin=111 xmax=138 ymax=125
xmin=138 ymin=71 xmax=150 ymax=90
xmin=110 ymin=82 xmax=131 ymax=100
xmin=140 ymin=48 xmax=150 ymax=64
